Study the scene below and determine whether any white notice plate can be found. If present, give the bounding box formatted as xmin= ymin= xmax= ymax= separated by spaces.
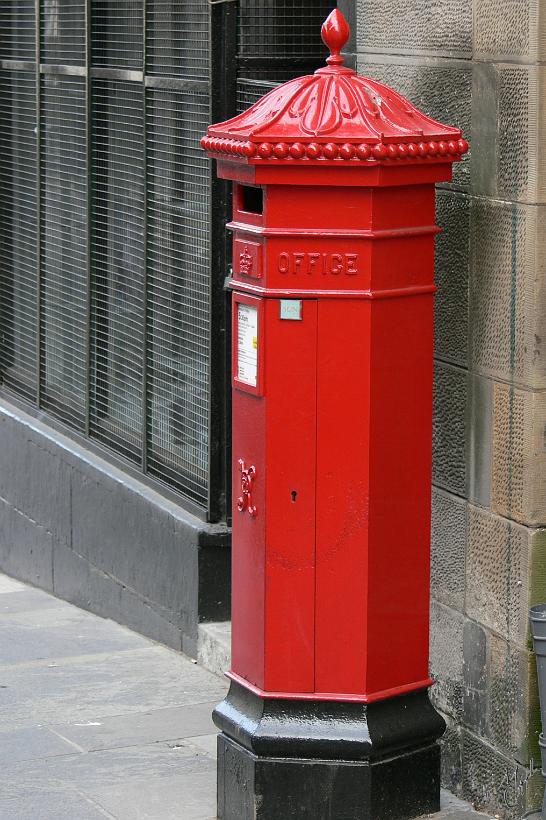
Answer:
xmin=237 ymin=303 xmax=258 ymax=387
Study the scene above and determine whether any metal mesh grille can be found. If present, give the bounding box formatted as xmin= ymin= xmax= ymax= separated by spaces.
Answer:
xmin=40 ymin=75 xmax=87 ymax=428
xmin=91 ymin=1 xmax=143 ymax=69
xmin=0 ymin=1 xmax=36 ymax=61
xmin=90 ymin=80 xmax=145 ymax=462
xmin=237 ymin=79 xmax=279 ymax=113
xmin=146 ymin=89 xmax=210 ymax=503
xmin=41 ymin=0 xmax=86 ymax=66
xmin=238 ymin=0 xmax=333 ymax=57
xmin=0 ymin=71 xmax=38 ymax=401
xmin=147 ymin=0 xmax=209 ymax=78
xmin=0 ymin=0 xmax=291 ymax=514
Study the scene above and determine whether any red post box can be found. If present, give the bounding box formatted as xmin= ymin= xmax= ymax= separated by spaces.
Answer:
xmin=202 ymin=11 xmax=468 ymax=820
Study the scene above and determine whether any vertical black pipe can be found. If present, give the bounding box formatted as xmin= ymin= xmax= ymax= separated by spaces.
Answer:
xmin=141 ymin=0 xmax=149 ymax=473
xmin=207 ymin=0 xmax=238 ymax=523
xmin=34 ymin=0 xmax=42 ymax=406
xmin=84 ymin=0 xmax=92 ymax=435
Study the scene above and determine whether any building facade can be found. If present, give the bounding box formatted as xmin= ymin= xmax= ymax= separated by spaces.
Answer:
xmin=1 ymin=1 xmax=545 ymax=816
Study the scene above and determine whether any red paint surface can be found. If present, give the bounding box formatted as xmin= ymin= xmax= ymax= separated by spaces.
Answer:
xmin=228 ymin=181 xmax=438 ymax=699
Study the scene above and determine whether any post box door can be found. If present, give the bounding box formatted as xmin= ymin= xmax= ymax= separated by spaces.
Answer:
xmin=231 ymin=295 xmax=318 ymax=693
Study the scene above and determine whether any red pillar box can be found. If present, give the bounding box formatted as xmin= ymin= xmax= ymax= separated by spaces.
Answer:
xmin=202 ymin=11 xmax=467 ymax=820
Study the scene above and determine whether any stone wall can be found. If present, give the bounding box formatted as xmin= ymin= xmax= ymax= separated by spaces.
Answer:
xmin=341 ymin=0 xmax=546 ymax=815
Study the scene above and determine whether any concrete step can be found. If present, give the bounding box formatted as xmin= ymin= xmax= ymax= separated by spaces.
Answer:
xmin=197 ymin=620 xmax=231 ymax=679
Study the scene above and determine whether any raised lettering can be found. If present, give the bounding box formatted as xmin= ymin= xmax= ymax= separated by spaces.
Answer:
xmin=308 ymin=252 xmax=321 ymax=273
xmin=293 ymin=253 xmax=305 ymax=272
xmin=278 ymin=252 xmax=290 ymax=274
xmin=329 ymin=253 xmax=343 ymax=275
xmin=346 ymin=254 xmax=358 ymax=275
xmin=277 ymin=252 xmax=359 ymax=276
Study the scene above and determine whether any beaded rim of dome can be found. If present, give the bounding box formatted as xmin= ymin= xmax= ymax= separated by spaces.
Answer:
xmin=199 ymin=136 xmax=470 ymax=162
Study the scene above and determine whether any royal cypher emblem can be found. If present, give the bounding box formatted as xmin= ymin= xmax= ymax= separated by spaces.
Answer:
xmin=239 ymin=246 xmax=253 ymax=276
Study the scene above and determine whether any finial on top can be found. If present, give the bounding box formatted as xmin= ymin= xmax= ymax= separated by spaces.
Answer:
xmin=321 ymin=9 xmax=350 ymax=67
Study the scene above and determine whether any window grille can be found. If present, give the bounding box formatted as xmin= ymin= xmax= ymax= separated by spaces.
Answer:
xmin=0 ymin=0 xmax=222 ymax=517
xmin=146 ymin=89 xmax=210 ymax=502
xmin=90 ymin=79 xmax=146 ymax=462
xmin=42 ymin=1 xmax=86 ymax=65
xmin=0 ymin=71 xmax=38 ymax=402
xmin=239 ymin=0 xmax=334 ymax=58
xmin=238 ymin=0 xmax=334 ymax=81
xmin=41 ymin=75 xmax=88 ymax=426
xmin=0 ymin=1 xmax=36 ymax=61
xmin=147 ymin=0 xmax=209 ymax=78
xmin=91 ymin=1 xmax=143 ymax=69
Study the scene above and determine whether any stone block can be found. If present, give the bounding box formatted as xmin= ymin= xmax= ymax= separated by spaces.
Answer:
xmin=430 ymin=600 xmax=465 ymax=722
xmin=463 ymin=620 xmax=488 ymax=738
xmin=471 ymin=63 xmax=546 ymax=203
xmin=439 ymin=719 xmax=463 ymax=796
xmin=434 ymin=190 xmax=470 ymax=367
xmin=465 ymin=505 xmax=546 ymax=643
xmin=433 ymin=362 xmax=467 ymax=496
xmin=466 ymin=373 xmax=492 ymax=508
xmin=356 ymin=58 xmax=472 ymax=190
xmin=474 ymin=0 xmax=546 ymax=62
xmin=355 ymin=0 xmax=472 ymax=58
xmin=198 ymin=621 xmax=231 ymax=678
xmin=430 ymin=488 xmax=467 ymax=612
xmin=461 ymin=728 xmax=542 ymax=818
xmin=491 ymin=384 xmax=546 ymax=526
xmin=52 ymin=538 xmax=186 ymax=653
xmin=0 ymin=498 xmax=53 ymax=592
xmin=70 ymin=465 xmax=199 ymax=631
xmin=486 ymin=633 xmax=540 ymax=765
xmin=469 ymin=200 xmax=546 ymax=389
xmin=0 ymin=411 xmax=71 ymax=546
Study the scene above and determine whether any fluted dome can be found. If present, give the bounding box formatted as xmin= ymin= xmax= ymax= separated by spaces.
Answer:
xmin=201 ymin=10 xmax=468 ymax=166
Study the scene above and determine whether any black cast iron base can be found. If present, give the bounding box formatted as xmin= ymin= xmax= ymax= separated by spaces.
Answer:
xmin=213 ymin=681 xmax=445 ymax=820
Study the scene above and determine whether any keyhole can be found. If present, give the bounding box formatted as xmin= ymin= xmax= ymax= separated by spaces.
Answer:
xmin=291 ymin=490 xmax=297 ymax=503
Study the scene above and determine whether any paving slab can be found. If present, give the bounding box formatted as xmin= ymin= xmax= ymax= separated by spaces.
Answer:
xmin=0 ymin=645 xmax=226 ymax=731
xmin=0 ymin=607 xmax=150 ymax=663
xmin=0 ymin=587 xmax=73 ymax=615
xmin=49 ymin=701 xmax=219 ymax=752
xmin=185 ymin=732 xmax=218 ymax=759
xmin=0 ymin=788 xmax=116 ymax=820
xmin=0 ymin=574 xmax=26 ymax=593
xmin=0 ymin=571 xmax=491 ymax=820
xmin=86 ymin=767 xmax=218 ymax=820
xmin=428 ymin=791 xmax=491 ymax=817
xmin=0 ymin=725 xmax=78 ymax=766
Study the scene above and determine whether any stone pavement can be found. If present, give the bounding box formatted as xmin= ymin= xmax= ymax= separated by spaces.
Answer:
xmin=0 ymin=572 xmax=491 ymax=820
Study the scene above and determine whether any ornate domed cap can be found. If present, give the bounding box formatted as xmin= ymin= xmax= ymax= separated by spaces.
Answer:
xmin=201 ymin=10 xmax=468 ymax=165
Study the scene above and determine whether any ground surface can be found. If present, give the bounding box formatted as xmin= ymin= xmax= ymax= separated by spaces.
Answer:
xmin=0 ymin=572 xmax=491 ymax=820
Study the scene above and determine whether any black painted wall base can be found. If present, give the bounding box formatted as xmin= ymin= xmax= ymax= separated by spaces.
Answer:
xmin=0 ymin=398 xmax=230 ymax=657
xmin=214 ymin=681 xmax=445 ymax=820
